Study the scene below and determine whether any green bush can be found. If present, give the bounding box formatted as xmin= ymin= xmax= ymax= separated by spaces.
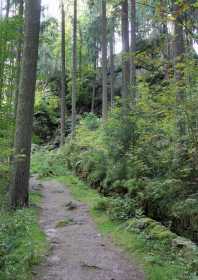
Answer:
xmin=0 ymin=206 xmax=47 ymax=280
xmin=31 ymin=148 xmax=66 ymax=177
xmin=36 ymin=103 xmax=198 ymax=243
xmin=107 ymin=197 xmax=136 ymax=221
xmin=82 ymin=113 xmax=100 ymax=130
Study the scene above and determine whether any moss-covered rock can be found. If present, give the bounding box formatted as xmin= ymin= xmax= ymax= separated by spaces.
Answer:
xmin=148 ymin=223 xmax=176 ymax=240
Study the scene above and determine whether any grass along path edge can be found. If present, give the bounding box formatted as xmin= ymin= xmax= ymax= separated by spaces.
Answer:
xmin=57 ymin=173 xmax=196 ymax=280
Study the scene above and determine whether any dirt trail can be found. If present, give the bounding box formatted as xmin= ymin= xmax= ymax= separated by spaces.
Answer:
xmin=32 ymin=178 xmax=145 ymax=280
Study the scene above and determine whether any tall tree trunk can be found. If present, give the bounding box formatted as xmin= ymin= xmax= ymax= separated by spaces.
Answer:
xmin=14 ymin=0 xmax=24 ymax=118
xmin=72 ymin=0 xmax=77 ymax=135
xmin=78 ymin=24 xmax=82 ymax=85
xmin=60 ymin=0 xmax=66 ymax=145
xmin=0 ymin=0 xmax=10 ymax=108
xmin=174 ymin=3 xmax=185 ymax=136
xmin=121 ymin=0 xmax=130 ymax=110
xmin=130 ymin=0 xmax=136 ymax=101
xmin=109 ymin=19 xmax=115 ymax=108
xmin=6 ymin=0 xmax=10 ymax=18
xmin=91 ymin=84 xmax=95 ymax=113
xmin=10 ymin=0 xmax=41 ymax=208
xmin=0 ymin=0 xmax=3 ymax=18
xmin=91 ymin=41 xmax=98 ymax=114
xmin=160 ymin=0 xmax=169 ymax=81
xmin=101 ymin=0 xmax=108 ymax=120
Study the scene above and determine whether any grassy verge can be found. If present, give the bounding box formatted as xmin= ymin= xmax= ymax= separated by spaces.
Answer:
xmin=0 ymin=191 xmax=48 ymax=280
xmin=57 ymin=173 xmax=197 ymax=280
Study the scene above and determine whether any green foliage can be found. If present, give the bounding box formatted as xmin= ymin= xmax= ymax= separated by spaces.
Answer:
xmin=0 ymin=195 xmax=47 ymax=280
xmin=107 ymin=197 xmax=136 ymax=221
xmin=62 ymin=108 xmax=198 ymax=244
xmin=31 ymin=148 xmax=66 ymax=177
xmin=58 ymin=173 xmax=198 ymax=280
xmin=82 ymin=113 xmax=100 ymax=130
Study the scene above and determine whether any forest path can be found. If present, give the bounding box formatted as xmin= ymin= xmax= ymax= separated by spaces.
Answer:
xmin=32 ymin=178 xmax=144 ymax=280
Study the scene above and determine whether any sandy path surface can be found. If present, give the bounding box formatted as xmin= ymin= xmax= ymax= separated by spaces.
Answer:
xmin=32 ymin=179 xmax=145 ymax=280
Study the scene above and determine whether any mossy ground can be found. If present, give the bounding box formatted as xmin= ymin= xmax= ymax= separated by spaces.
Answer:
xmin=57 ymin=173 xmax=197 ymax=280
xmin=0 ymin=192 xmax=48 ymax=280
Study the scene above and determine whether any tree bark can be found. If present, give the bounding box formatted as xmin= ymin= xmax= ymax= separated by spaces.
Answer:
xmin=160 ymin=0 xmax=170 ymax=81
xmin=78 ymin=24 xmax=82 ymax=84
xmin=101 ymin=0 xmax=108 ymax=120
xmin=6 ymin=0 xmax=10 ymax=18
xmin=60 ymin=0 xmax=66 ymax=145
xmin=91 ymin=84 xmax=95 ymax=113
xmin=130 ymin=0 xmax=136 ymax=101
xmin=14 ymin=0 xmax=24 ymax=118
xmin=72 ymin=0 xmax=77 ymax=135
xmin=10 ymin=0 xmax=41 ymax=208
xmin=109 ymin=19 xmax=115 ymax=108
xmin=121 ymin=0 xmax=130 ymax=110
xmin=174 ymin=3 xmax=185 ymax=136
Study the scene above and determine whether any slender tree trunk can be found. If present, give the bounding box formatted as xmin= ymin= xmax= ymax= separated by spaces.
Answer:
xmin=14 ymin=0 xmax=24 ymax=118
xmin=91 ymin=84 xmax=95 ymax=113
xmin=0 ymin=0 xmax=3 ymax=18
xmin=109 ymin=20 xmax=115 ymax=108
xmin=6 ymin=0 xmax=10 ymax=18
xmin=72 ymin=0 xmax=77 ymax=134
xmin=60 ymin=0 xmax=66 ymax=145
xmin=91 ymin=42 xmax=98 ymax=114
xmin=130 ymin=0 xmax=136 ymax=101
xmin=174 ymin=3 xmax=185 ymax=136
xmin=121 ymin=0 xmax=130 ymax=110
xmin=78 ymin=24 xmax=82 ymax=85
xmin=160 ymin=0 xmax=169 ymax=81
xmin=101 ymin=0 xmax=108 ymax=120
xmin=0 ymin=0 xmax=10 ymax=108
xmin=10 ymin=0 xmax=41 ymax=208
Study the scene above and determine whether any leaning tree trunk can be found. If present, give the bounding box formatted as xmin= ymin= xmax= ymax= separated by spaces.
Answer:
xmin=14 ymin=0 xmax=24 ymax=118
xmin=60 ymin=0 xmax=66 ymax=146
xmin=101 ymin=0 xmax=108 ymax=120
xmin=10 ymin=0 xmax=41 ymax=208
xmin=121 ymin=0 xmax=130 ymax=110
xmin=174 ymin=3 xmax=185 ymax=136
xmin=71 ymin=0 xmax=77 ymax=135
xmin=130 ymin=0 xmax=136 ymax=102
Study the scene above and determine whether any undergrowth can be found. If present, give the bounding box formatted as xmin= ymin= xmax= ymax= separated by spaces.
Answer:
xmin=0 ymin=192 xmax=48 ymax=280
xmin=58 ymin=174 xmax=198 ymax=280
xmin=31 ymin=111 xmax=198 ymax=279
xmin=31 ymin=148 xmax=198 ymax=279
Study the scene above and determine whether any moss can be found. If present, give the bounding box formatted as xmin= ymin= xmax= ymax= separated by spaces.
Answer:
xmin=148 ymin=224 xmax=176 ymax=241
xmin=93 ymin=197 xmax=109 ymax=212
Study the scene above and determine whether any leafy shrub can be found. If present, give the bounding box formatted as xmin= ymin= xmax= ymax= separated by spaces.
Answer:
xmin=82 ymin=113 xmax=100 ymax=130
xmin=93 ymin=197 xmax=110 ymax=212
xmin=0 ymin=207 xmax=47 ymax=280
xmin=50 ymin=104 xmax=198 ymax=242
xmin=107 ymin=197 xmax=136 ymax=221
xmin=31 ymin=148 xmax=66 ymax=177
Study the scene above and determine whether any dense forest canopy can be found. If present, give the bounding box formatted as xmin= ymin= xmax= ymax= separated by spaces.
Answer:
xmin=0 ymin=0 xmax=198 ymax=279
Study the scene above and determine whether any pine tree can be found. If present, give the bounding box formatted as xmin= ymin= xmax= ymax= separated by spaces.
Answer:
xmin=10 ymin=0 xmax=41 ymax=208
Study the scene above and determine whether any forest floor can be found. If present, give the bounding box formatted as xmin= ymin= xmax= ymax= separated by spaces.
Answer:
xmin=32 ymin=177 xmax=145 ymax=280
